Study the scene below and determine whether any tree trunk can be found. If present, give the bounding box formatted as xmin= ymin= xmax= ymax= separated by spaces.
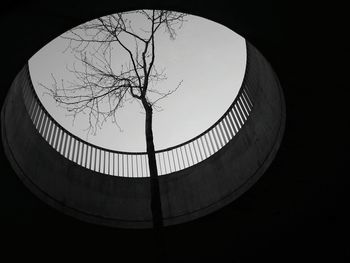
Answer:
xmin=144 ymin=103 xmax=163 ymax=229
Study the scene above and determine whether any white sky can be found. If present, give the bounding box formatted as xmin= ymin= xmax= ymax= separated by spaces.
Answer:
xmin=29 ymin=12 xmax=246 ymax=152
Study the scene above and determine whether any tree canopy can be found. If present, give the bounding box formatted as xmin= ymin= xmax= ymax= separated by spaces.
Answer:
xmin=44 ymin=10 xmax=186 ymax=135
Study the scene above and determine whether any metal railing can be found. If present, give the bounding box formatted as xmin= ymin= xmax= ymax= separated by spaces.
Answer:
xmin=22 ymin=59 xmax=254 ymax=177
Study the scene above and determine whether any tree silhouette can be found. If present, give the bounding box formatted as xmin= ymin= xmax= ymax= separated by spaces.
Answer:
xmin=44 ymin=10 xmax=187 ymax=228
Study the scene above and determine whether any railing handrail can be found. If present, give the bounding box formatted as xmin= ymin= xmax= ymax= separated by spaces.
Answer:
xmin=22 ymin=40 xmax=254 ymax=177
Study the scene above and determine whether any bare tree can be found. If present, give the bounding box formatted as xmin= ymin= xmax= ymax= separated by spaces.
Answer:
xmin=43 ymin=10 xmax=187 ymax=228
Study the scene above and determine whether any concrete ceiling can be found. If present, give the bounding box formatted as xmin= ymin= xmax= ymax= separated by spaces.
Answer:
xmin=0 ymin=0 xmax=344 ymax=262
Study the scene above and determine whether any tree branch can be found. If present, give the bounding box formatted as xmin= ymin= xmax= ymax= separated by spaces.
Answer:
xmin=43 ymin=10 xmax=187 ymax=136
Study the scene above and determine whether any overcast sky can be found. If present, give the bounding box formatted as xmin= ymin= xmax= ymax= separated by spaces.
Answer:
xmin=29 ymin=11 xmax=246 ymax=152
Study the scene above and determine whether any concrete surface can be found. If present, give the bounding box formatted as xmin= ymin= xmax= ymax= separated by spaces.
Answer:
xmin=1 ymin=41 xmax=285 ymax=228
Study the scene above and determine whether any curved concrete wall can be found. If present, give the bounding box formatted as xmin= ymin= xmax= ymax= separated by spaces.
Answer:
xmin=1 ymin=41 xmax=285 ymax=228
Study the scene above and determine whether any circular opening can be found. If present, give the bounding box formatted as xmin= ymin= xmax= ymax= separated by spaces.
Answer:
xmin=28 ymin=10 xmax=246 ymax=153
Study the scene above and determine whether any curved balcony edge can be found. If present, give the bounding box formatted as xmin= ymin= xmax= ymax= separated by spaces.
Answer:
xmin=1 ymin=41 xmax=286 ymax=228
